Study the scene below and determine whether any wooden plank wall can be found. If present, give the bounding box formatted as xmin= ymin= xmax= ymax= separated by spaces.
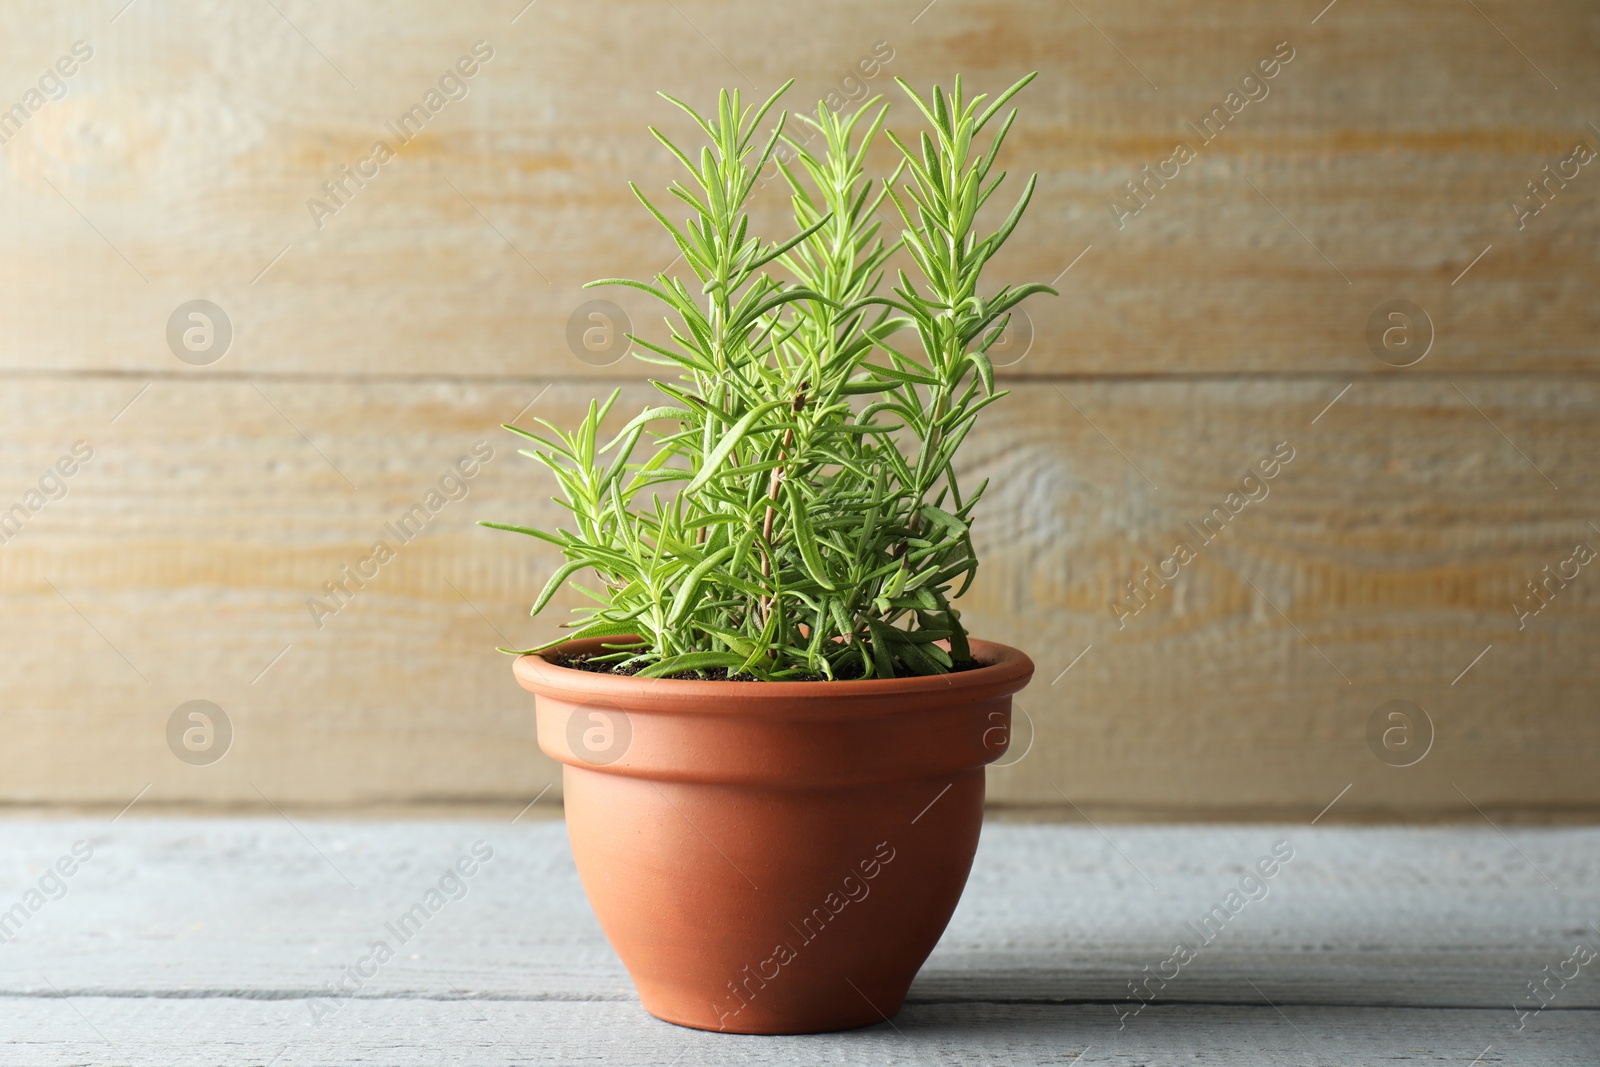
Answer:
xmin=0 ymin=0 xmax=1595 ymax=819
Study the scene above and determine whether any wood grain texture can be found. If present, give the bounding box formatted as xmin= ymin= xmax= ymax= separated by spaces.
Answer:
xmin=5 ymin=1000 xmax=1594 ymax=1067
xmin=1 ymin=377 xmax=1597 ymax=813
xmin=0 ymin=820 xmax=1594 ymax=1064
xmin=0 ymin=0 xmax=1593 ymax=377
xmin=0 ymin=0 xmax=1595 ymax=815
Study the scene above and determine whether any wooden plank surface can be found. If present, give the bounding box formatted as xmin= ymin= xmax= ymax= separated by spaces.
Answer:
xmin=0 ymin=819 xmax=1594 ymax=1064
xmin=3 ymin=1000 xmax=1594 ymax=1067
xmin=1 ymin=377 xmax=1597 ymax=814
xmin=0 ymin=0 xmax=1593 ymax=378
xmin=0 ymin=0 xmax=1597 ymax=817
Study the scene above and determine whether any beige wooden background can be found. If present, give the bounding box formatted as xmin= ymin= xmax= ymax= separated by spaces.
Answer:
xmin=1 ymin=0 xmax=1595 ymax=820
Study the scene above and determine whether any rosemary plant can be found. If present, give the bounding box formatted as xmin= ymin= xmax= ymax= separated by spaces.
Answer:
xmin=484 ymin=74 xmax=1054 ymax=679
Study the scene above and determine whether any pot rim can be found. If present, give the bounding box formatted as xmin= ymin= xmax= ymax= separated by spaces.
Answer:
xmin=513 ymin=635 xmax=1034 ymax=715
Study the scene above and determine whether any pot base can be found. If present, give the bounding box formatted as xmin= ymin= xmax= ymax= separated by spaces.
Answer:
xmin=641 ymin=994 xmax=901 ymax=1035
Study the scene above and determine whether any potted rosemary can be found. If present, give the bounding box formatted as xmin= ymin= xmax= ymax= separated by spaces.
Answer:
xmin=485 ymin=74 xmax=1051 ymax=1034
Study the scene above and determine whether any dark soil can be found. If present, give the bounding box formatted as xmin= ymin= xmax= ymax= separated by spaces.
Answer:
xmin=554 ymin=651 xmax=983 ymax=682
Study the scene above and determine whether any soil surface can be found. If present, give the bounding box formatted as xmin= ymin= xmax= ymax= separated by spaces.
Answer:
xmin=553 ymin=651 xmax=981 ymax=682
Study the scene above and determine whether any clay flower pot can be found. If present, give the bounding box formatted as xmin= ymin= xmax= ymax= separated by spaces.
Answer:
xmin=513 ymin=635 xmax=1033 ymax=1034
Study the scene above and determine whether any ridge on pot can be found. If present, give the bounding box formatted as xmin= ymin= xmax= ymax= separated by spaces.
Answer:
xmin=516 ymin=636 xmax=1034 ymax=1034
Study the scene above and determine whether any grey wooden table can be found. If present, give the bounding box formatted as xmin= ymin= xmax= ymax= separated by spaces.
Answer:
xmin=0 ymin=818 xmax=1594 ymax=1065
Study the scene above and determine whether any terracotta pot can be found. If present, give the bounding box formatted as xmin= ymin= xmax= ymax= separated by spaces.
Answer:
xmin=513 ymin=636 xmax=1034 ymax=1035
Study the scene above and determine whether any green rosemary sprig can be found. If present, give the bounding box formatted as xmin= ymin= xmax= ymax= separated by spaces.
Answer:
xmin=483 ymin=74 xmax=1054 ymax=679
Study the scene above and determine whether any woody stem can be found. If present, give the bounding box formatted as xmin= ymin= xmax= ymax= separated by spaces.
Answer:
xmin=757 ymin=383 xmax=807 ymax=623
